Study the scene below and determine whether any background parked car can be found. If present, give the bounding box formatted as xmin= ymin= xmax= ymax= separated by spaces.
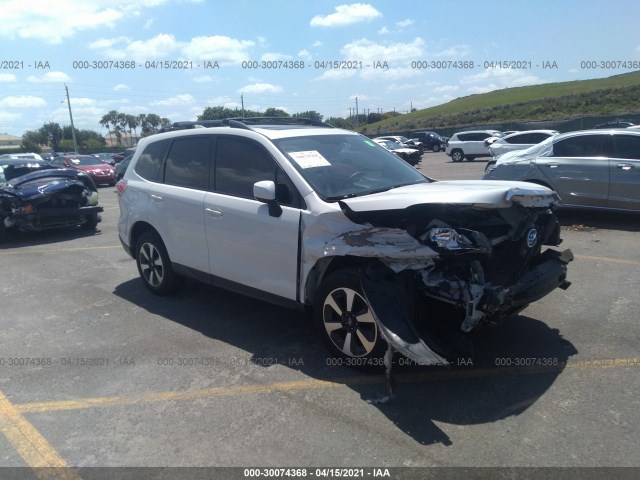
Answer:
xmin=410 ymin=131 xmax=448 ymax=152
xmin=0 ymin=158 xmax=55 ymax=182
xmin=115 ymin=154 xmax=133 ymax=181
xmin=93 ymin=152 xmax=116 ymax=166
xmin=445 ymin=130 xmax=503 ymax=162
xmin=0 ymin=168 xmax=103 ymax=242
xmin=483 ymin=129 xmax=640 ymax=211
xmin=372 ymin=139 xmax=422 ymax=165
xmin=374 ymin=135 xmax=425 ymax=153
xmin=485 ymin=130 xmax=560 ymax=169
xmin=49 ymin=154 xmax=116 ymax=186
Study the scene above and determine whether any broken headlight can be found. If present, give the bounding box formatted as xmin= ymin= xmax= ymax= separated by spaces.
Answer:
xmin=426 ymin=227 xmax=474 ymax=251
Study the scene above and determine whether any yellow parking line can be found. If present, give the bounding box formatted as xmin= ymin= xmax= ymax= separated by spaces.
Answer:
xmin=16 ymin=358 xmax=639 ymax=414
xmin=574 ymin=254 xmax=640 ymax=266
xmin=0 ymin=391 xmax=82 ymax=480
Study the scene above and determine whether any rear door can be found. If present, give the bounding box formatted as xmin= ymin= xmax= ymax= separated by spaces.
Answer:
xmin=536 ymin=133 xmax=611 ymax=208
xmin=204 ymin=135 xmax=301 ymax=301
xmin=144 ymin=136 xmax=211 ymax=274
xmin=609 ymin=134 xmax=640 ymax=211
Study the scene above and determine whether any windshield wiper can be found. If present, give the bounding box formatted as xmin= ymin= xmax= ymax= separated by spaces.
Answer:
xmin=325 ymin=181 xmax=426 ymax=201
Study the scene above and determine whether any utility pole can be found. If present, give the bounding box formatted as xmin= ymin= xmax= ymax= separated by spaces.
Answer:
xmin=64 ymin=84 xmax=78 ymax=153
xmin=241 ymin=93 xmax=245 ymax=118
xmin=355 ymin=97 xmax=359 ymax=127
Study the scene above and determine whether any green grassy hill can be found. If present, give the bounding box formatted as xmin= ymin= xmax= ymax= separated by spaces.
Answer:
xmin=361 ymin=71 xmax=640 ymax=135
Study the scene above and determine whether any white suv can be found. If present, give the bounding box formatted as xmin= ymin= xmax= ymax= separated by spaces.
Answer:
xmin=117 ymin=118 xmax=572 ymax=368
xmin=445 ymin=130 xmax=503 ymax=162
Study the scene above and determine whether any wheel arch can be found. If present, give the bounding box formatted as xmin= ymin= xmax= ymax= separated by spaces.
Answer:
xmin=130 ymin=221 xmax=159 ymax=252
xmin=304 ymin=255 xmax=374 ymax=307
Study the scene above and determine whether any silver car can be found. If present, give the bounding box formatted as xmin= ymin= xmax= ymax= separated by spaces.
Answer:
xmin=483 ymin=129 xmax=640 ymax=212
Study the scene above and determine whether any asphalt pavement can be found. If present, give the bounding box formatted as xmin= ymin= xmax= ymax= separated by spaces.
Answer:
xmin=0 ymin=152 xmax=638 ymax=479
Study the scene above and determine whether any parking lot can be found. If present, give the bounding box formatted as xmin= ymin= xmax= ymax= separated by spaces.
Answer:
xmin=1 ymin=151 xmax=639 ymax=476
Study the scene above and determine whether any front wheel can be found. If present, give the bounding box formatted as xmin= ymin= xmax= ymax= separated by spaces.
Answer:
xmin=451 ymin=150 xmax=464 ymax=162
xmin=314 ymin=268 xmax=386 ymax=365
xmin=135 ymin=231 xmax=184 ymax=295
xmin=432 ymin=143 xmax=441 ymax=152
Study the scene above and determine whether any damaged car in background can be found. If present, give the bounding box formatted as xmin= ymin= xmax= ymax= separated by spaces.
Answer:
xmin=0 ymin=165 xmax=103 ymax=242
xmin=117 ymin=119 xmax=573 ymax=400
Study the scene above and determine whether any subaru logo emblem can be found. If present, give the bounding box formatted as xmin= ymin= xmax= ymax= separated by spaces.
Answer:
xmin=526 ymin=228 xmax=538 ymax=248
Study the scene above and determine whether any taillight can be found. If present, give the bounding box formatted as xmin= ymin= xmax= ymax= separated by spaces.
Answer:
xmin=116 ymin=179 xmax=127 ymax=195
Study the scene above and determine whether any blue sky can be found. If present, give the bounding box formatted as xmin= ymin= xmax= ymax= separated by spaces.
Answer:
xmin=1 ymin=0 xmax=639 ymax=137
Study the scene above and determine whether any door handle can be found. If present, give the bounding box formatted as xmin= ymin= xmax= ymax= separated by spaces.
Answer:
xmin=150 ymin=193 xmax=164 ymax=201
xmin=544 ymin=162 xmax=560 ymax=168
xmin=616 ymin=163 xmax=634 ymax=170
xmin=205 ymin=207 xmax=223 ymax=218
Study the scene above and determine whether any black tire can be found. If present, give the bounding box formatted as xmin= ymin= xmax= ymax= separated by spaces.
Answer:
xmin=81 ymin=212 xmax=99 ymax=230
xmin=451 ymin=149 xmax=464 ymax=162
xmin=465 ymin=155 xmax=476 ymax=162
xmin=135 ymin=231 xmax=184 ymax=295
xmin=0 ymin=217 xmax=7 ymax=243
xmin=313 ymin=268 xmax=386 ymax=365
xmin=432 ymin=143 xmax=441 ymax=152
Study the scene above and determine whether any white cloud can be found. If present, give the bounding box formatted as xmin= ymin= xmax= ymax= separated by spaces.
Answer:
xmin=126 ymin=34 xmax=180 ymax=59
xmin=396 ymin=19 xmax=414 ymax=28
xmin=341 ymin=37 xmax=425 ymax=63
xmin=238 ymin=83 xmax=283 ymax=94
xmin=0 ymin=74 xmax=17 ymax=82
xmin=183 ymin=35 xmax=255 ymax=64
xmin=69 ymin=98 xmax=97 ymax=107
xmin=144 ymin=18 xmax=154 ymax=30
xmin=26 ymin=71 xmax=71 ymax=83
xmin=151 ymin=94 xmax=196 ymax=106
xmin=387 ymin=83 xmax=420 ymax=91
xmin=0 ymin=96 xmax=47 ymax=108
xmin=314 ymin=70 xmax=357 ymax=81
xmin=261 ymin=52 xmax=293 ymax=62
xmin=310 ymin=3 xmax=382 ymax=27
xmin=360 ymin=67 xmax=422 ymax=81
xmin=298 ymin=49 xmax=312 ymax=60
xmin=113 ymin=84 xmax=130 ymax=91
xmin=312 ymin=41 xmax=323 ymax=47
xmin=434 ymin=85 xmax=459 ymax=93
xmin=0 ymin=111 xmax=21 ymax=123
xmin=378 ymin=26 xmax=390 ymax=35
xmin=434 ymin=44 xmax=471 ymax=57
xmin=193 ymin=75 xmax=215 ymax=83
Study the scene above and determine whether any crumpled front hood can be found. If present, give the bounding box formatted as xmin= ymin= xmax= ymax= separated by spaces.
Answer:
xmin=339 ymin=180 xmax=559 ymax=212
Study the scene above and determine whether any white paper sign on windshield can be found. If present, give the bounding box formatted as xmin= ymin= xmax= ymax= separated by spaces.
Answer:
xmin=288 ymin=150 xmax=331 ymax=169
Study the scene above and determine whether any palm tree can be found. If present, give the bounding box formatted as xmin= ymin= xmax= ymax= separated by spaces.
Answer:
xmin=100 ymin=114 xmax=115 ymax=146
xmin=126 ymin=114 xmax=139 ymax=145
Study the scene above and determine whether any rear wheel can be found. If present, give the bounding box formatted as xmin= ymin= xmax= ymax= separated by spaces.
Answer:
xmin=314 ymin=268 xmax=386 ymax=366
xmin=135 ymin=231 xmax=184 ymax=295
xmin=432 ymin=143 xmax=441 ymax=152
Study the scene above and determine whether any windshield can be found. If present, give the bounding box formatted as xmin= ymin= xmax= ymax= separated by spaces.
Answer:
xmin=273 ymin=134 xmax=429 ymax=201
xmin=66 ymin=156 xmax=103 ymax=166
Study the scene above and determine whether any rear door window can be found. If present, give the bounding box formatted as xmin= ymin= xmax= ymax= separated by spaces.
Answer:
xmin=164 ymin=137 xmax=211 ymax=190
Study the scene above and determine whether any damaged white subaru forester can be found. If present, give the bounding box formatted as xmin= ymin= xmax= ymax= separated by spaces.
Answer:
xmin=117 ymin=118 xmax=572 ymax=384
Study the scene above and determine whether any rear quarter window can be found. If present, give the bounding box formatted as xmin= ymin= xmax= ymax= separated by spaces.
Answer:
xmin=134 ymin=139 xmax=170 ymax=182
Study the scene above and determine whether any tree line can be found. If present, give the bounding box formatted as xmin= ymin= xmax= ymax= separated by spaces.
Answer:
xmin=19 ymin=106 xmax=406 ymax=153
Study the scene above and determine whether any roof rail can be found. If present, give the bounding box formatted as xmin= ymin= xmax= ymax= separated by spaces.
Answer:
xmin=157 ymin=117 xmax=335 ymax=134
xmin=225 ymin=117 xmax=334 ymax=128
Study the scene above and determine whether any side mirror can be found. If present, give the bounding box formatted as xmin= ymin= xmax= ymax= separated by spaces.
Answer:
xmin=253 ymin=180 xmax=282 ymax=217
xmin=253 ymin=180 xmax=276 ymax=202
